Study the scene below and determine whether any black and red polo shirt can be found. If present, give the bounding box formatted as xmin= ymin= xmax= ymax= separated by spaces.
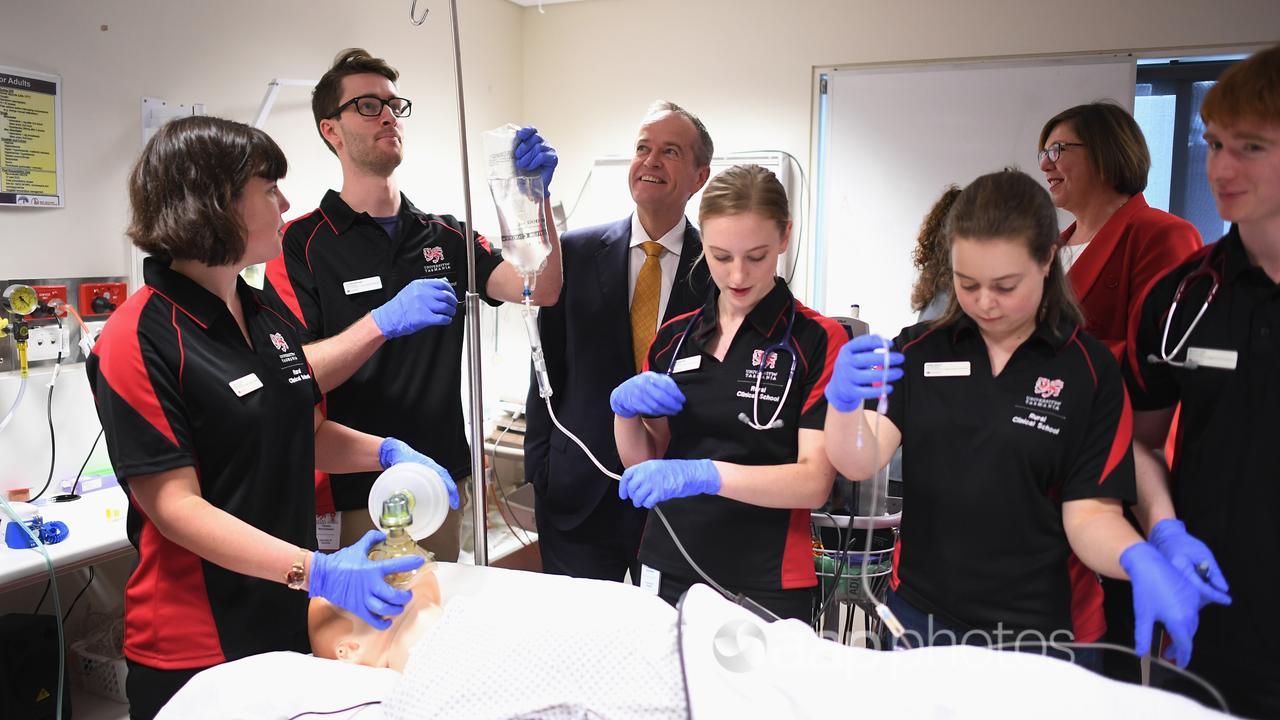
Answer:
xmin=262 ymin=190 xmax=502 ymax=512
xmin=639 ymin=278 xmax=847 ymax=591
xmin=1125 ymin=226 xmax=1280 ymax=683
xmin=86 ymin=258 xmax=319 ymax=670
xmin=885 ymin=314 xmax=1135 ymax=642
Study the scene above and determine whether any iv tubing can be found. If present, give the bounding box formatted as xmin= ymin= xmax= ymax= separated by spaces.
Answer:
xmin=858 ymin=342 xmax=909 ymax=646
xmin=519 ymin=306 xmax=779 ymax=621
xmin=0 ymin=375 xmax=28 ymax=435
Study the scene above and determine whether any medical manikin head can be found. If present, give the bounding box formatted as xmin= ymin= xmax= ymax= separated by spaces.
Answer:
xmin=309 ymin=565 xmax=442 ymax=672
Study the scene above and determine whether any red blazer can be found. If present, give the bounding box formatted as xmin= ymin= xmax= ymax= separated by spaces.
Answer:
xmin=1064 ymin=193 xmax=1202 ymax=364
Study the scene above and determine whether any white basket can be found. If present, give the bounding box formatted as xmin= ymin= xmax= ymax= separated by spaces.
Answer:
xmin=70 ymin=635 xmax=128 ymax=703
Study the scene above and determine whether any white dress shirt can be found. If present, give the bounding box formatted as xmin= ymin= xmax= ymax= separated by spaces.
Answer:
xmin=628 ymin=214 xmax=687 ymax=329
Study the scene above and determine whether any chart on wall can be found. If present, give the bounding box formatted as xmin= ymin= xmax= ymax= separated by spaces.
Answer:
xmin=0 ymin=66 xmax=64 ymax=208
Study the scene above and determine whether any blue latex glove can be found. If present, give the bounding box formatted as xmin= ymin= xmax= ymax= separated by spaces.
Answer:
xmin=825 ymin=334 xmax=905 ymax=413
xmin=619 ymin=459 xmax=720 ymax=509
xmin=1121 ymin=541 xmax=1202 ymax=667
xmin=610 ymin=372 xmax=686 ymax=419
xmin=513 ymin=126 xmax=558 ymax=195
xmin=371 ymin=278 xmax=458 ymax=339
xmin=1149 ymin=519 xmax=1232 ymax=608
xmin=379 ymin=437 xmax=459 ymax=509
xmin=309 ymin=530 xmax=424 ymax=630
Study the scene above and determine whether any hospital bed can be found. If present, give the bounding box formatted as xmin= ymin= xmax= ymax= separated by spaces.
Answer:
xmin=157 ymin=563 xmax=1228 ymax=720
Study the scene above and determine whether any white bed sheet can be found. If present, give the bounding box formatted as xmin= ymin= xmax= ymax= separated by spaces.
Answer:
xmin=156 ymin=562 xmax=662 ymax=720
xmin=678 ymin=584 xmax=1228 ymax=719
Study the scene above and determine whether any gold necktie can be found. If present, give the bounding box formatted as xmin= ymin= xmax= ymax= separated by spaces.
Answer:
xmin=630 ymin=241 xmax=666 ymax=372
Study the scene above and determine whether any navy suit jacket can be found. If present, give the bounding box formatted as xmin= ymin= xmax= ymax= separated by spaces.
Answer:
xmin=524 ymin=216 xmax=711 ymax=530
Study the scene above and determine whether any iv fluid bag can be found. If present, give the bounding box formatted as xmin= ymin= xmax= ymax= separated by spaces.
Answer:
xmin=483 ymin=124 xmax=551 ymax=279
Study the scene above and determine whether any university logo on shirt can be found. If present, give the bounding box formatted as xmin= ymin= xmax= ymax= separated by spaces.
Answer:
xmin=270 ymin=333 xmax=289 ymax=352
xmin=423 ymin=247 xmax=445 ymax=264
xmin=1034 ymin=377 xmax=1064 ymax=399
xmin=751 ymin=349 xmax=779 ymax=369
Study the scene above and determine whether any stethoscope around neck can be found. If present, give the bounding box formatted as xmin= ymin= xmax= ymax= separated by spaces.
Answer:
xmin=1146 ymin=243 xmax=1224 ymax=370
xmin=664 ymin=300 xmax=799 ymax=430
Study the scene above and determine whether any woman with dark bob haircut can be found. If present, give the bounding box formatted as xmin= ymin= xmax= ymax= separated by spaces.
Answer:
xmin=824 ymin=170 xmax=1211 ymax=669
xmin=87 ymin=116 xmax=456 ymax=719
xmin=1038 ymin=102 xmax=1203 ymax=362
xmin=1038 ymin=101 xmax=1218 ymax=667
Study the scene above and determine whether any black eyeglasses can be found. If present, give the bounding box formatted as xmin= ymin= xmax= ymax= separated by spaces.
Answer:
xmin=1038 ymin=141 xmax=1085 ymax=164
xmin=329 ymin=95 xmax=413 ymax=119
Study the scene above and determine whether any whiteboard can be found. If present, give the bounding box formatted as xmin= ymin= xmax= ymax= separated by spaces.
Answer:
xmin=814 ymin=56 xmax=1136 ymax=336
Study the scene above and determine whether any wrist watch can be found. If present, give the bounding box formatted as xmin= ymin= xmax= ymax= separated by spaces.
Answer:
xmin=286 ymin=549 xmax=309 ymax=591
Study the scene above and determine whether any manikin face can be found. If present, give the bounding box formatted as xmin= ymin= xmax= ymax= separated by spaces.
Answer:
xmin=629 ymin=112 xmax=710 ymax=222
xmin=236 ymin=176 xmax=290 ymax=266
xmin=951 ymin=236 xmax=1051 ymax=341
xmin=701 ymin=211 xmax=791 ymax=317
xmin=1204 ymin=118 xmax=1280 ymax=229
xmin=309 ymin=568 xmax=442 ymax=672
xmin=321 ymin=73 xmax=405 ymax=177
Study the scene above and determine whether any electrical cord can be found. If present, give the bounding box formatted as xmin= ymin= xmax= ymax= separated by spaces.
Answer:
xmin=33 ymin=580 xmax=51 ymax=613
xmin=30 ymin=317 xmax=64 ymax=502
xmin=62 ymin=567 xmax=95 ymax=623
xmin=286 ymin=700 xmax=383 ymax=719
xmin=988 ymin=640 xmax=1229 ymax=713
xmin=67 ymin=428 xmax=105 ymax=498
xmin=488 ymin=414 xmax=533 ymax=545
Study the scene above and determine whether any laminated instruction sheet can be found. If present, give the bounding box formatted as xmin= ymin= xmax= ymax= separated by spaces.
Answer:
xmin=0 ymin=66 xmax=64 ymax=207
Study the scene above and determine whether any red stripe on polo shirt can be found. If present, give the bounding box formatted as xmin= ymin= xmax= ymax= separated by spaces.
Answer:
xmin=1071 ymin=333 xmax=1098 ymax=387
xmin=95 ymin=287 xmax=179 ymax=448
xmin=123 ymin=507 xmax=224 ymax=668
xmin=797 ymin=304 xmax=845 ymax=414
xmin=1067 ymin=553 xmax=1106 ymax=643
xmin=170 ymin=306 xmax=186 ymax=393
xmin=780 ymin=508 xmax=817 ymax=589
xmin=265 ymin=215 xmax=316 ymax=329
xmin=901 ymin=326 xmax=939 ymax=353
xmin=890 ymin=534 xmax=902 ymax=591
xmin=645 ymin=309 xmax=700 ymax=373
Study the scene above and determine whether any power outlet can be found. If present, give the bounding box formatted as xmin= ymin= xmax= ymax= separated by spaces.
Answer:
xmin=79 ymin=320 xmax=108 ymax=358
xmin=26 ymin=324 xmax=71 ymax=362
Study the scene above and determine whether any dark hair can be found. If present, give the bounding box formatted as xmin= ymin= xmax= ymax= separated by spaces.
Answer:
xmin=1201 ymin=44 xmax=1280 ymax=128
xmin=313 ymin=48 xmax=400 ymax=155
xmin=1039 ymin=102 xmax=1150 ymax=196
xmin=127 ymin=116 xmax=287 ymax=266
xmin=909 ymin=185 xmax=961 ymax=312
xmin=645 ymin=100 xmax=714 ymax=168
xmin=935 ymin=169 xmax=1083 ymax=336
xmin=698 ymin=164 xmax=789 ymax=235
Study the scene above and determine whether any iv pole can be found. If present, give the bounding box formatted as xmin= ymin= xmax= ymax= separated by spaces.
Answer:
xmin=425 ymin=0 xmax=489 ymax=566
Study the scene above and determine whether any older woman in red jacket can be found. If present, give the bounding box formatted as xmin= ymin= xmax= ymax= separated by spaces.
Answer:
xmin=1038 ymin=101 xmax=1205 ymax=675
xmin=1038 ymin=102 xmax=1202 ymax=364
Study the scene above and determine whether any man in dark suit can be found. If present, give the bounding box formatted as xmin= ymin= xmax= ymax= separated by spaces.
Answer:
xmin=524 ymin=102 xmax=714 ymax=581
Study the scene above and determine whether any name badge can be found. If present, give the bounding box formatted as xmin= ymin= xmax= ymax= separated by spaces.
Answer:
xmin=315 ymin=513 xmax=341 ymax=551
xmin=1186 ymin=347 xmax=1238 ymax=370
xmin=672 ymin=355 xmax=701 ymax=374
xmin=639 ymin=564 xmax=661 ymax=595
xmin=228 ymin=373 xmax=264 ymax=397
xmin=343 ymin=276 xmax=383 ymax=295
xmin=924 ymin=361 xmax=971 ymax=377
